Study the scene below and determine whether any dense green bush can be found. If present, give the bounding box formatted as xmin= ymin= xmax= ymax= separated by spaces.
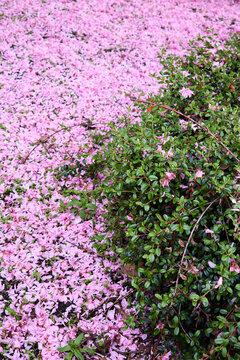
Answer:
xmin=57 ymin=33 xmax=240 ymax=359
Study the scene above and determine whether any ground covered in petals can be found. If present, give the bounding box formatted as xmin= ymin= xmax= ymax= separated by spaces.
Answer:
xmin=0 ymin=0 xmax=239 ymax=359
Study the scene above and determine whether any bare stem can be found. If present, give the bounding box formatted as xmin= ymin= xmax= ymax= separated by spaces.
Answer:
xmin=130 ymin=96 xmax=240 ymax=164
xmin=171 ymin=198 xmax=219 ymax=306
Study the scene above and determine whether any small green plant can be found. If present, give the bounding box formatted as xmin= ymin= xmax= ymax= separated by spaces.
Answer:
xmin=57 ymin=33 xmax=240 ymax=359
xmin=58 ymin=333 xmax=95 ymax=360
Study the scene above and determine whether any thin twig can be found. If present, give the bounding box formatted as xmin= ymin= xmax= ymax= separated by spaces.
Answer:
xmin=171 ymin=198 xmax=219 ymax=306
xmin=21 ymin=121 xmax=110 ymax=163
xmin=130 ymin=96 xmax=240 ymax=164
xmin=84 ymin=285 xmax=139 ymax=320
xmin=175 ymin=306 xmax=194 ymax=344
xmin=199 ymin=305 xmax=239 ymax=360
xmin=20 ymin=124 xmax=81 ymax=163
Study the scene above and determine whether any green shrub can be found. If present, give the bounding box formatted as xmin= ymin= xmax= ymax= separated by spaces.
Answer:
xmin=57 ymin=33 xmax=240 ymax=359
xmin=58 ymin=333 xmax=95 ymax=360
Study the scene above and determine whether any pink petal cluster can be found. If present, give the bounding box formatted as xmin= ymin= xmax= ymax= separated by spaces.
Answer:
xmin=230 ymin=260 xmax=240 ymax=273
xmin=157 ymin=351 xmax=172 ymax=360
xmin=179 ymin=87 xmax=195 ymax=98
xmin=0 ymin=0 xmax=239 ymax=358
xmin=195 ymin=169 xmax=205 ymax=179
xmin=206 ymin=229 xmax=214 ymax=234
xmin=160 ymin=172 xmax=176 ymax=187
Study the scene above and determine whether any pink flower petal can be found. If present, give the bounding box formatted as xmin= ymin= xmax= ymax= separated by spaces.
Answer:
xmin=179 ymin=87 xmax=195 ymax=98
xmin=208 ymin=261 xmax=216 ymax=268
xmin=195 ymin=169 xmax=205 ymax=178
